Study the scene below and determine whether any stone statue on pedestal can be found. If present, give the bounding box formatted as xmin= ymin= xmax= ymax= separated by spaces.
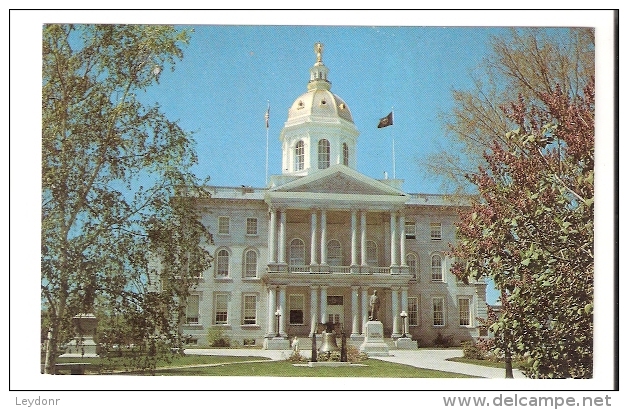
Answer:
xmin=369 ymin=290 xmax=380 ymax=321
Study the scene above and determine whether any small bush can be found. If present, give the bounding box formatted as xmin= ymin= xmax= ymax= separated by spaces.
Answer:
xmin=461 ymin=341 xmax=485 ymax=360
xmin=433 ymin=333 xmax=454 ymax=348
xmin=207 ymin=327 xmax=231 ymax=347
xmin=287 ymin=350 xmax=308 ymax=363
xmin=346 ymin=344 xmax=368 ymax=363
xmin=317 ymin=351 xmax=342 ymax=362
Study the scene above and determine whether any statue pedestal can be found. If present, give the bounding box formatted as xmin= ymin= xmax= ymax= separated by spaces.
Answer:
xmin=60 ymin=313 xmax=99 ymax=358
xmin=359 ymin=321 xmax=389 ymax=357
xmin=395 ymin=337 xmax=416 ymax=350
xmin=263 ymin=337 xmax=290 ymax=350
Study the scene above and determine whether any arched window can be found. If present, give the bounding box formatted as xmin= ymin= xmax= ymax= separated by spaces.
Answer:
xmin=216 ymin=249 xmax=230 ymax=277
xmin=244 ymin=249 xmax=257 ymax=278
xmin=295 ymin=140 xmax=304 ymax=171
xmin=318 ymin=139 xmax=330 ymax=169
xmin=342 ymin=143 xmax=349 ymax=166
xmin=406 ymin=253 xmax=418 ymax=278
xmin=327 ymin=240 xmax=342 ymax=266
xmin=431 ymin=254 xmax=443 ymax=281
xmin=289 ymin=238 xmax=305 ymax=267
xmin=366 ymin=240 xmax=378 ymax=266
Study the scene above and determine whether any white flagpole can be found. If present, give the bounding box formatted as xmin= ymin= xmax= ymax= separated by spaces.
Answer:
xmin=265 ymin=101 xmax=270 ymax=186
xmin=391 ymin=108 xmax=395 ymax=179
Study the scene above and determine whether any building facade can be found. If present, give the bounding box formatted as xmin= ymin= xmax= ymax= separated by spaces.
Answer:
xmin=180 ymin=43 xmax=487 ymax=348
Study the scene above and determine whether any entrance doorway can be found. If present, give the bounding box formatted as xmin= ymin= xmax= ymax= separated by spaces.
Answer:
xmin=326 ymin=295 xmax=344 ymax=325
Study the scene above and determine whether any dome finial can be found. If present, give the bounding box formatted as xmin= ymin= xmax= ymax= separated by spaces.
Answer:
xmin=314 ymin=42 xmax=324 ymax=64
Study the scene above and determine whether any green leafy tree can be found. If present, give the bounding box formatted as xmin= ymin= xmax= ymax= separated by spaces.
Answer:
xmin=426 ymin=28 xmax=594 ymax=193
xmin=451 ymin=78 xmax=594 ymax=378
xmin=42 ymin=24 xmax=212 ymax=374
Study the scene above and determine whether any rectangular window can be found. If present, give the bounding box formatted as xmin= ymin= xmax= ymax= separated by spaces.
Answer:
xmin=215 ymin=294 xmax=228 ymax=325
xmin=430 ymin=222 xmax=442 ymax=240
xmin=186 ymin=294 xmax=199 ymax=324
xmin=459 ymin=298 xmax=471 ymax=326
xmin=433 ymin=297 xmax=445 ymax=326
xmin=218 ymin=216 xmax=230 ymax=235
xmin=408 ymin=296 xmax=419 ymax=326
xmin=405 ymin=220 xmax=416 ymax=239
xmin=246 ymin=218 xmax=258 ymax=235
xmin=289 ymin=294 xmax=304 ymax=325
xmin=242 ymin=294 xmax=257 ymax=325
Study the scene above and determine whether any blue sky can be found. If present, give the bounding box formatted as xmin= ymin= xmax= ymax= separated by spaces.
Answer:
xmin=142 ymin=25 xmax=509 ymax=193
xmin=139 ymin=25 xmax=516 ymax=304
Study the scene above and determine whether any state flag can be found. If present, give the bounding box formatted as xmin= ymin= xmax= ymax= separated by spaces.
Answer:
xmin=377 ymin=112 xmax=393 ymax=128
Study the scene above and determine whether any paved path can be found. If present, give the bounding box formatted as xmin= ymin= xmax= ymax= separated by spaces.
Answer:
xmin=184 ymin=348 xmax=526 ymax=378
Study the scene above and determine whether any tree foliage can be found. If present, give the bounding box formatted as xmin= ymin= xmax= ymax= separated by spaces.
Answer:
xmin=42 ymin=24 xmax=212 ymax=374
xmin=426 ymin=28 xmax=594 ymax=193
xmin=450 ymin=78 xmax=594 ymax=378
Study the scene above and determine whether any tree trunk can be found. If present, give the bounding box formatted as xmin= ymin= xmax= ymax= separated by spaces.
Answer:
xmin=505 ymin=348 xmax=514 ymax=379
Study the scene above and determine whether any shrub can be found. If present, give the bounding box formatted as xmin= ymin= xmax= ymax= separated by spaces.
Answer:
xmin=287 ymin=350 xmax=308 ymax=363
xmin=461 ymin=341 xmax=485 ymax=360
xmin=433 ymin=332 xmax=454 ymax=348
xmin=207 ymin=327 xmax=231 ymax=347
xmin=346 ymin=344 xmax=368 ymax=363
xmin=317 ymin=351 xmax=341 ymax=362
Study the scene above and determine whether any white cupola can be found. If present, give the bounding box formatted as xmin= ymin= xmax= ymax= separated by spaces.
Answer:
xmin=279 ymin=42 xmax=360 ymax=176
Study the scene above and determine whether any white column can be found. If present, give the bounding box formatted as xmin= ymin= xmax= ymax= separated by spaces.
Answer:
xmin=401 ymin=286 xmax=409 ymax=336
xmin=320 ymin=285 xmax=328 ymax=324
xmin=310 ymin=209 xmax=318 ymax=266
xmin=278 ymin=285 xmax=287 ymax=337
xmin=268 ymin=208 xmax=276 ymax=263
xmin=278 ymin=209 xmax=286 ymax=264
xmin=360 ymin=211 xmax=367 ymax=266
xmin=391 ymin=287 xmax=400 ymax=337
xmin=267 ymin=286 xmax=276 ymax=336
xmin=310 ymin=286 xmax=319 ymax=335
xmin=351 ymin=210 xmax=358 ymax=267
xmin=390 ymin=212 xmax=398 ymax=266
xmin=320 ymin=209 xmax=327 ymax=265
xmin=351 ymin=286 xmax=360 ymax=336
xmin=361 ymin=288 xmax=369 ymax=332
xmin=399 ymin=212 xmax=407 ymax=267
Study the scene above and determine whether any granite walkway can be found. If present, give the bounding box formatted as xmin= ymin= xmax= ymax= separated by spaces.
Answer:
xmin=184 ymin=348 xmax=526 ymax=379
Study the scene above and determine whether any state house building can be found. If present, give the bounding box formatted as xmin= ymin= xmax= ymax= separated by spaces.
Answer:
xmin=176 ymin=43 xmax=487 ymax=348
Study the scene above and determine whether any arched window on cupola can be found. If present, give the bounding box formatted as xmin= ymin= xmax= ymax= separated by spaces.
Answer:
xmin=342 ymin=143 xmax=349 ymax=166
xmin=295 ymin=140 xmax=304 ymax=171
xmin=318 ymin=139 xmax=330 ymax=169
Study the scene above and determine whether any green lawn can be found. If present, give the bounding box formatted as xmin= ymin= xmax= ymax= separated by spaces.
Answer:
xmin=51 ymin=354 xmax=268 ymax=373
xmin=152 ymin=358 xmax=476 ymax=378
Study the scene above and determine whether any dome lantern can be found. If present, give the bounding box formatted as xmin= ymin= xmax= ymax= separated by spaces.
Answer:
xmin=278 ymin=43 xmax=360 ymax=177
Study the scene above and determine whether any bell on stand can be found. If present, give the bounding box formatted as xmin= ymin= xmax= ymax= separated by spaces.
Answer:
xmin=318 ymin=322 xmax=340 ymax=353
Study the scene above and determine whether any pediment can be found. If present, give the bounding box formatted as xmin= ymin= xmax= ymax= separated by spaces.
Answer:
xmin=272 ymin=165 xmax=404 ymax=196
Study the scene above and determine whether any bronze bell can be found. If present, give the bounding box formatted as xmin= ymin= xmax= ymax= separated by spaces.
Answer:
xmin=319 ymin=331 xmax=340 ymax=353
